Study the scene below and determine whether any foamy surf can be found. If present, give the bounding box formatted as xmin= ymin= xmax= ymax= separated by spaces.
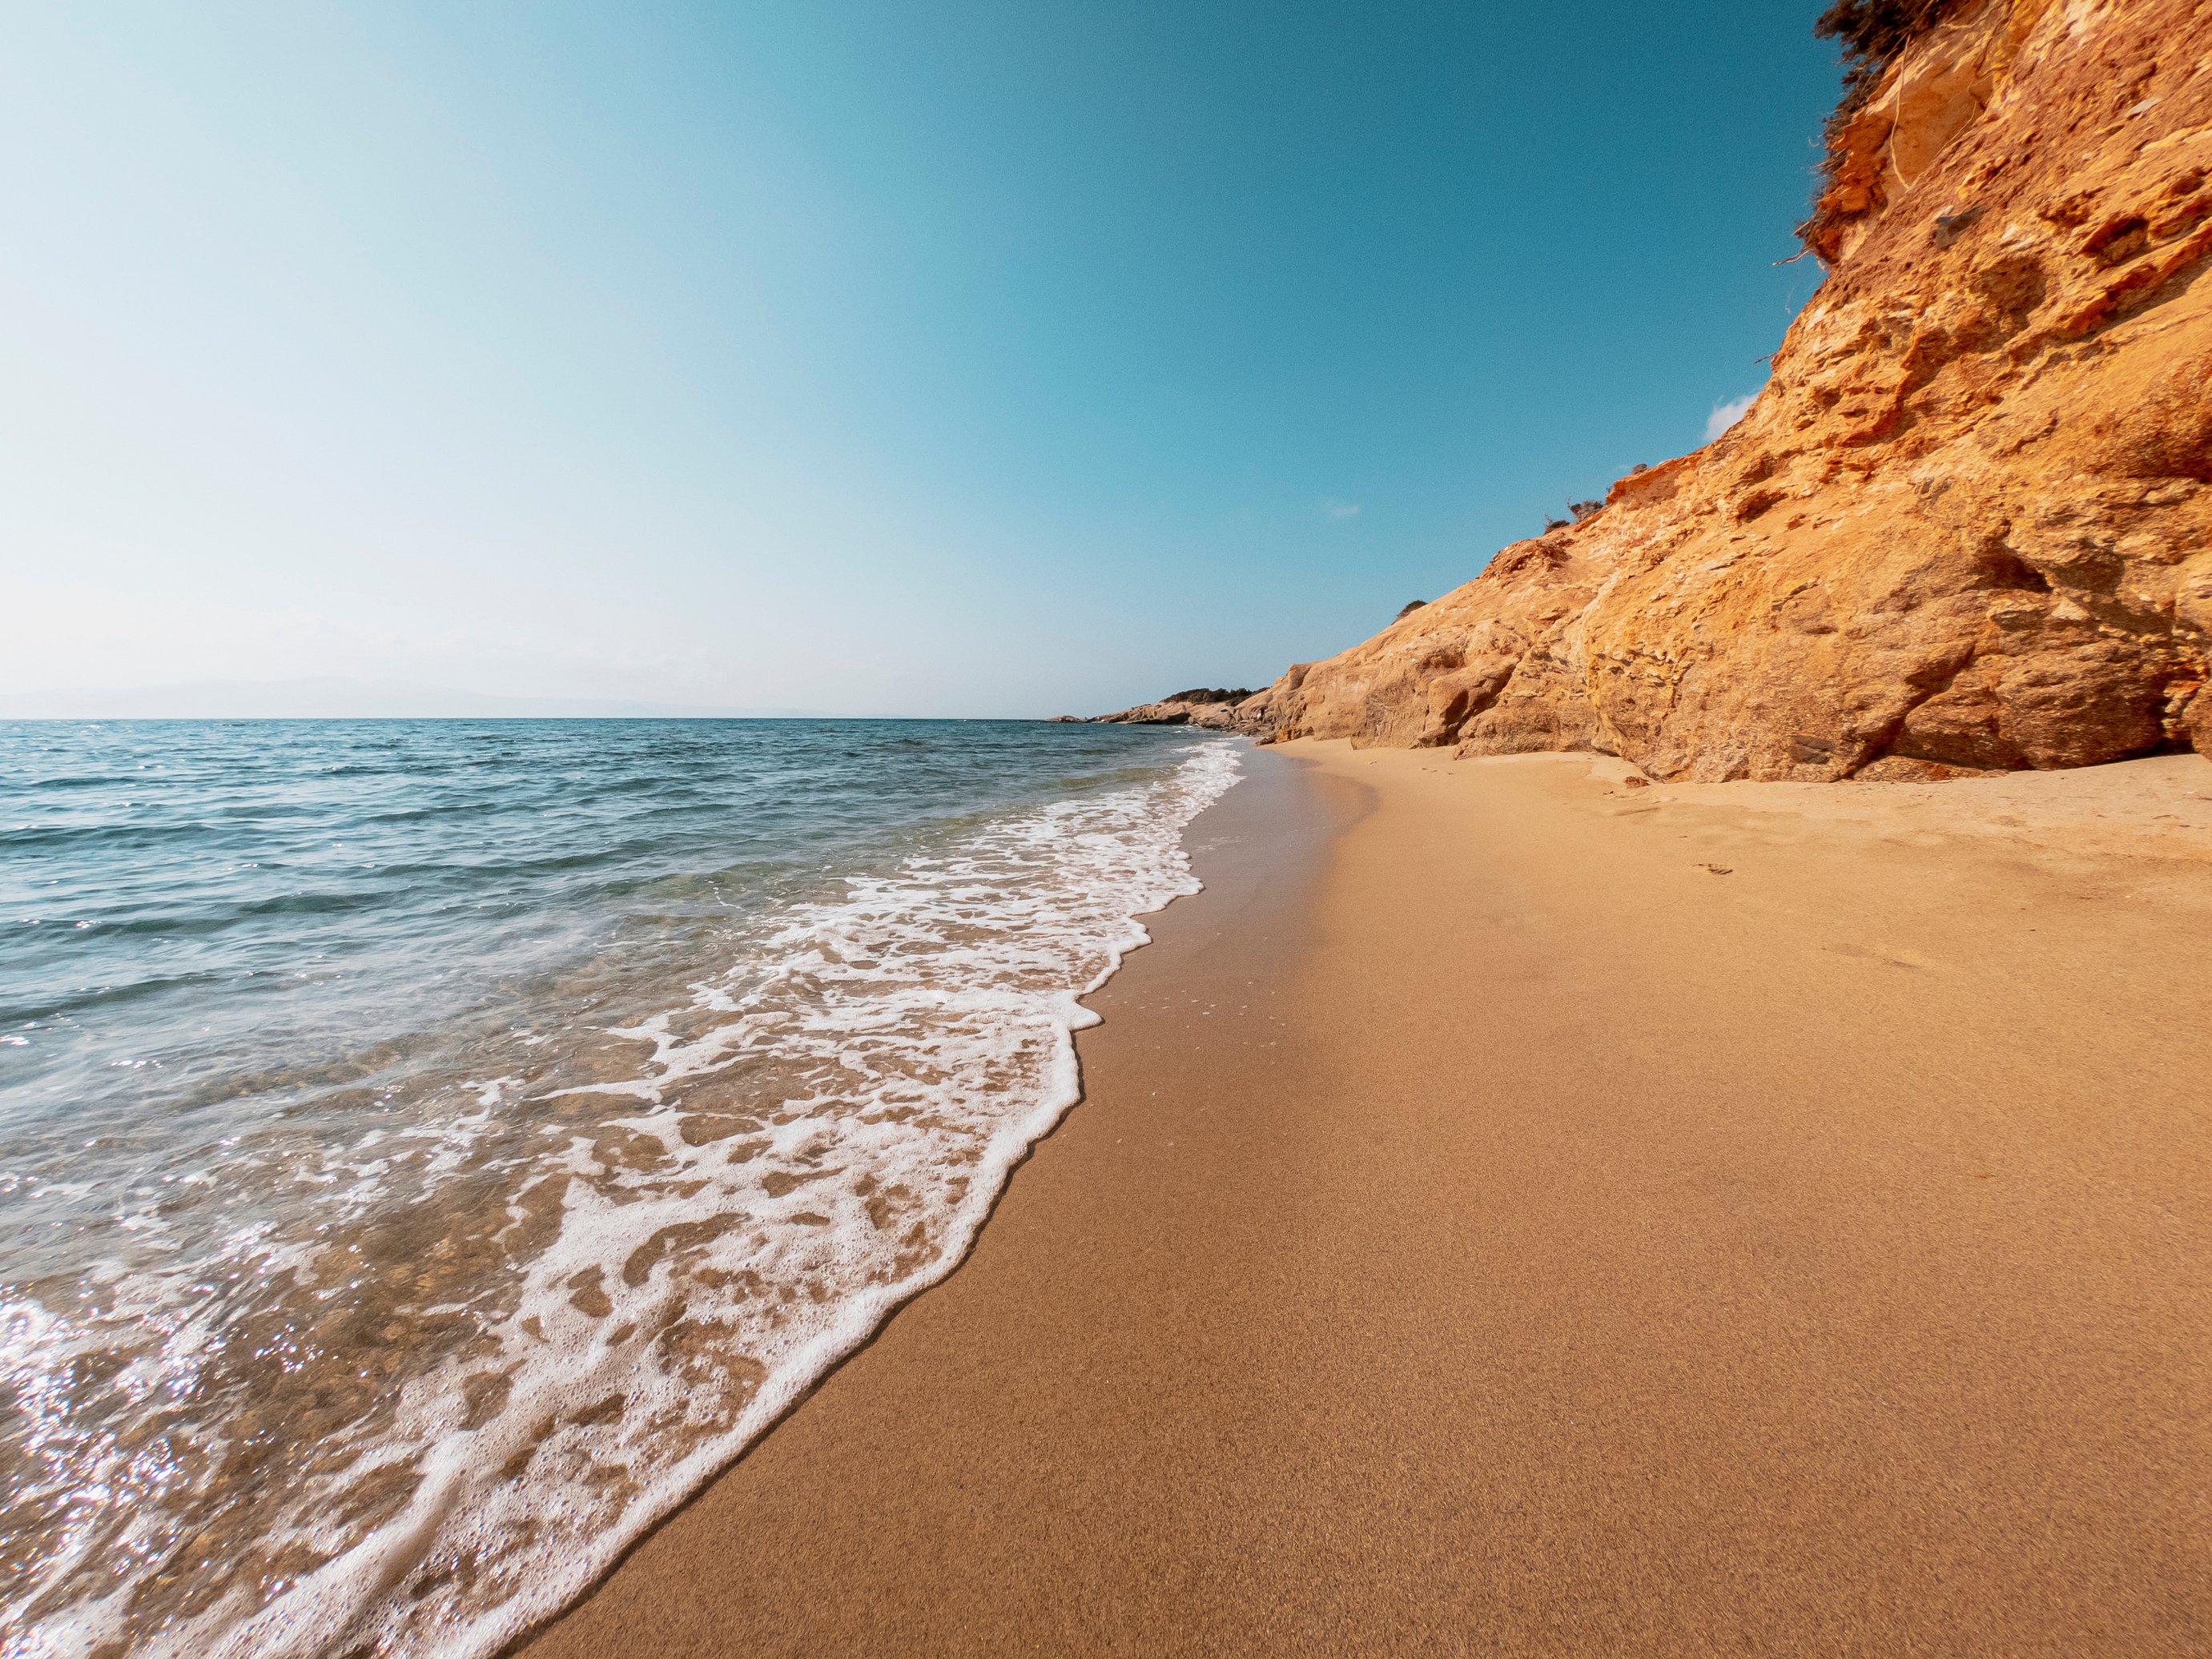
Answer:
xmin=0 ymin=731 xmax=1239 ymax=1659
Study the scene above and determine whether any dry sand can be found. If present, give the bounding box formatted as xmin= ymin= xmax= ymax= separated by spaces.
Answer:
xmin=521 ymin=740 xmax=2212 ymax=1656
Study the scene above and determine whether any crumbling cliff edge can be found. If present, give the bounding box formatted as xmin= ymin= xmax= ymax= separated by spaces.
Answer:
xmin=1225 ymin=0 xmax=2212 ymax=781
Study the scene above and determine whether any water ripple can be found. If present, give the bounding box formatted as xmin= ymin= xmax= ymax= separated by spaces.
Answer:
xmin=0 ymin=718 xmax=1237 ymax=1658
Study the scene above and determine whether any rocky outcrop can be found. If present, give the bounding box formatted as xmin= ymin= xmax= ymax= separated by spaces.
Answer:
xmin=1250 ymin=0 xmax=2212 ymax=780
xmin=1082 ymin=688 xmax=1266 ymax=732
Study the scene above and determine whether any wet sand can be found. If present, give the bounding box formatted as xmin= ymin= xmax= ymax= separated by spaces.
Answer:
xmin=521 ymin=740 xmax=2212 ymax=1656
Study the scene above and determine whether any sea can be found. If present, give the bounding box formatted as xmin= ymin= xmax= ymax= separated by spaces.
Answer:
xmin=0 ymin=717 xmax=1241 ymax=1657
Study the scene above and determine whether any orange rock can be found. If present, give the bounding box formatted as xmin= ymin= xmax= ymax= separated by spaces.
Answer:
xmin=1247 ymin=0 xmax=2212 ymax=779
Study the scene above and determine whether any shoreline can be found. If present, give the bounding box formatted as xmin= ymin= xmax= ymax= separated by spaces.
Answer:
xmin=521 ymin=741 xmax=2212 ymax=1655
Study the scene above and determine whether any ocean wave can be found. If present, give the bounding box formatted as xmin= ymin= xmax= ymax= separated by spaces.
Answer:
xmin=0 ymin=737 xmax=1241 ymax=1658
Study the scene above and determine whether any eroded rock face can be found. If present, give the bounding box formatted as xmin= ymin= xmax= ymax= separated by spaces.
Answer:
xmin=1251 ymin=0 xmax=2212 ymax=780
xmin=1088 ymin=688 xmax=1265 ymax=731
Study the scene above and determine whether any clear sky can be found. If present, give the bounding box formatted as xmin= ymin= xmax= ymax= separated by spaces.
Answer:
xmin=2 ymin=2 xmax=1844 ymax=717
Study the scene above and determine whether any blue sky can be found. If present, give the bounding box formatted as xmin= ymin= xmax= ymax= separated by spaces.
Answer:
xmin=1 ymin=1 xmax=1842 ymax=716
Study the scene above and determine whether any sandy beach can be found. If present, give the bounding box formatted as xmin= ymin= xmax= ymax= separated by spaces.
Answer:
xmin=520 ymin=740 xmax=2212 ymax=1656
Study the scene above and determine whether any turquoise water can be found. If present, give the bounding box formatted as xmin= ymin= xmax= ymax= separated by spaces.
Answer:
xmin=0 ymin=719 xmax=1240 ymax=1657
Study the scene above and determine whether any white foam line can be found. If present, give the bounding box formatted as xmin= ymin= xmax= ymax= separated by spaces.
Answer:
xmin=115 ymin=737 xmax=1244 ymax=1659
xmin=432 ymin=986 xmax=1105 ymax=1659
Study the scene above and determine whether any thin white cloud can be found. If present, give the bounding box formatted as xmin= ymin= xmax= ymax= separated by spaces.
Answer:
xmin=1704 ymin=392 xmax=1758 ymax=442
xmin=1323 ymin=498 xmax=1361 ymax=520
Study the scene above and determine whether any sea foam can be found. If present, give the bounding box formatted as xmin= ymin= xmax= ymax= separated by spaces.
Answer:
xmin=0 ymin=733 xmax=1240 ymax=1658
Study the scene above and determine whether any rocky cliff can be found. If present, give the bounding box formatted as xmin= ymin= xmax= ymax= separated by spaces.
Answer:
xmin=1244 ymin=0 xmax=2212 ymax=780
xmin=1074 ymin=688 xmax=1265 ymax=731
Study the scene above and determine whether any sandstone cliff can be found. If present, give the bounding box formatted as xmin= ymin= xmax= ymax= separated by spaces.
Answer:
xmin=1245 ymin=0 xmax=2212 ymax=780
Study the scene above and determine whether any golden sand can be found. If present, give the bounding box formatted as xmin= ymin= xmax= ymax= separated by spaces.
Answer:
xmin=520 ymin=742 xmax=2212 ymax=1655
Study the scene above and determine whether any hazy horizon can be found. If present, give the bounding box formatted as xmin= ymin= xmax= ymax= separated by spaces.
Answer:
xmin=0 ymin=676 xmax=845 ymax=720
xmin=4 ymin=2 xmax=1842 ymax=717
